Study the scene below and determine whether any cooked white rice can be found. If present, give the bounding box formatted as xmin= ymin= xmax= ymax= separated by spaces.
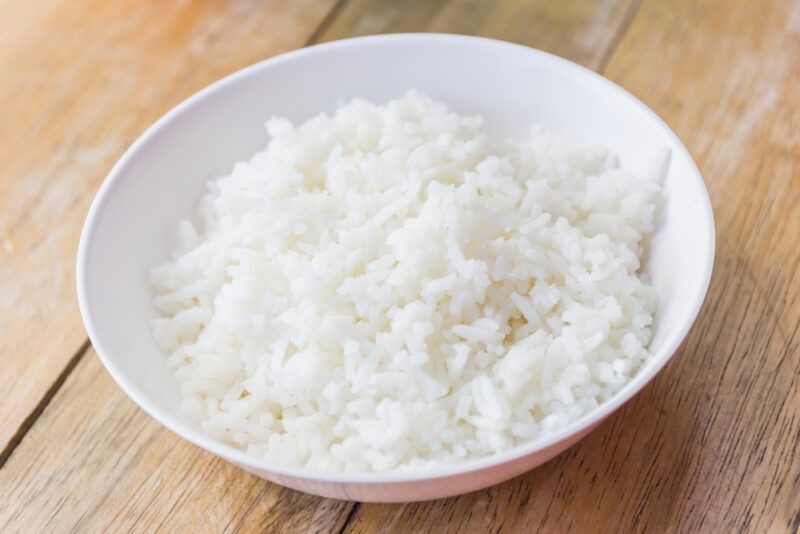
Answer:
xmin=150 ymin=91 xmax=661 ymax=472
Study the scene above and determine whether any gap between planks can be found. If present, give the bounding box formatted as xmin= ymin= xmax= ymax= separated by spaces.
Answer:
xmin=0 ymin=338 xmax=91 ymax=469
xmin=596 ymin=0 xmax=643 ymax=72
xmin=307 ymin=0 xmax=354 ymax=46
xmin=338 ymin=502 xmax=363 ymax=534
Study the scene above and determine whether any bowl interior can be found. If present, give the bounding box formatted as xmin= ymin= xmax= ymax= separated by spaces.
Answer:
xmin=78 ymin=34 xmax=713 ymax=478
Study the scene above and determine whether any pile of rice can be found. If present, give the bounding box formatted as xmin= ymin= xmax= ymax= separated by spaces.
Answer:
xmin=150 ymin=91 xmax=660 ymax=472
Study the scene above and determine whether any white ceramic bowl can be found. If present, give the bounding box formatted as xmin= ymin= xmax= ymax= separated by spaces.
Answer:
xmin=77 ymin=34 xmax=714 ymax=502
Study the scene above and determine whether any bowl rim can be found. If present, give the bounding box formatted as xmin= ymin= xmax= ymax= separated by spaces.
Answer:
xmin=77 ymin=32 xmax=715 ymax=484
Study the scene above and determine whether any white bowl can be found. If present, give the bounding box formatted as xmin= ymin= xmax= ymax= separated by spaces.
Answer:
xmin=77 ymin=34 xmax=714 ymax=502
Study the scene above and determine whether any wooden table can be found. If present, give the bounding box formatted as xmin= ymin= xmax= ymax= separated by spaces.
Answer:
xmin=1 ymin=0 xmax=798 ymax=531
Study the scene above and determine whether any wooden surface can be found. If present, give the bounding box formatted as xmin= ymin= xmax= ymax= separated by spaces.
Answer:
xmin=1 ymin=0 xmax=798 ymax=532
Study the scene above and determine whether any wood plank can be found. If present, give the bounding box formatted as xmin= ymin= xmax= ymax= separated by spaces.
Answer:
xmin=0 ymin=0 xmax=338 ymax=453
xmin=318 ymin=0 xmax=641 ymax=69
xmin=0 ymin=348 xmax=354 ymax=533
xmin=344 ymin=0 xmax=800 ymax=532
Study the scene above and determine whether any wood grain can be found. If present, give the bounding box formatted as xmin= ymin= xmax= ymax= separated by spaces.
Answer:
xmin=3 ymin=0 xmax=798 ymax=532
xmin=318 ymin=0 xmax=642 ymax=69
xmin=0 ymin=0 xmax=338 ymax=454
xmin=0 ymin=348 xmax=354 ymax=533
xmin=342 ymin=0 xmax=800 ymax=532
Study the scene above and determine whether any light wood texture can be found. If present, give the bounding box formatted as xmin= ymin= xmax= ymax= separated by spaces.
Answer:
xmin=318 ymin=0 xmax=642 ymax=69
xmin=0 ymin=348 xmax=354 ymax=533
xmin=341 ymin=0 xmax=800 ymax=532
xmin=0 ymin=0 xmax=338 ymax=454
xmin=2 ymin=0 xmax=799 ymax=532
